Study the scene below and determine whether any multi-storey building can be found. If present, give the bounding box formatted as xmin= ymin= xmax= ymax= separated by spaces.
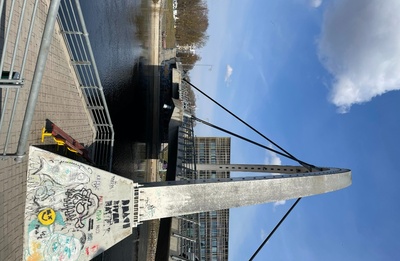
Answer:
xmin=194 ymin=137 xmax=230 ymax=261
xmin=159 ymin=61 xmax=230 ymax=261
xmin=172 ymin=137 xmax=230 ymax=261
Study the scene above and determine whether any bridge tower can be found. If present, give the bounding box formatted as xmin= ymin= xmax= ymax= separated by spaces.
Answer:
xmin=137 ymin=163 xmax=351 ymax=222
xmin=23 ymin=146 xmax=351 ymax=260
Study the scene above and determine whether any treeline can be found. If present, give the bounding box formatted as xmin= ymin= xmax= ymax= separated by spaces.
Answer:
xmin=175 ymin=0 xmax=208 ymax=68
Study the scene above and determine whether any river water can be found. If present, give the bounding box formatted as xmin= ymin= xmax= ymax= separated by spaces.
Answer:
xmin=79 ymin=0 xmax=149 ymax=260
xmin=79 ymin=0 xmax=151 ymax=177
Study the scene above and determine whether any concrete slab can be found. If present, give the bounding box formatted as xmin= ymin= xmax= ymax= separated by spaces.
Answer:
xmin=0 ymin=0 xmax=95 ymax=260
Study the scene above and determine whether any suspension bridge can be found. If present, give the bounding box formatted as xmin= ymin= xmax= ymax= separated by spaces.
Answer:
xmin=23 ymin=77 xmax=351 ymax=261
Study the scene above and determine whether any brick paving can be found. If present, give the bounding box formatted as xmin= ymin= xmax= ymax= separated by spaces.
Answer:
xmin=0 ymin=0 xmax=95 ymax=260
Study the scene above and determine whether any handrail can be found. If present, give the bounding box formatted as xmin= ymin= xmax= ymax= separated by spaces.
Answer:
xmin=57 ymin=0 xmax=114 ymax=171
xmin=0 ymin=0 xmax=114 ymax=171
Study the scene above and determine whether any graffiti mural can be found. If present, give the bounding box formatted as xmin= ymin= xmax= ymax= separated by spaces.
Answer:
xmin=64 ymin=187 xmax=100 ymax=229
xmin=23 ymin=146 xmax=135 ymax=261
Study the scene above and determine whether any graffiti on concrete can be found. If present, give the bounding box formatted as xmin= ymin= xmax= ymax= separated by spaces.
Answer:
xmin=37 ymin=208 xmax=56 ymax=226
xmin=23 ymin=146 xmax=134 ymax=261
xmin=64 ymin=187 xmax=100 ymax=229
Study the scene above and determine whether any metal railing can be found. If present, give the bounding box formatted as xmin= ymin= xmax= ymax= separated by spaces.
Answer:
xmin=0 ymin=0 xmax=114 ymax=171
xmin=0 ymin=0 xmax=38 ymax=160
xmin=57 ymin=0 xmax=114 ymax=171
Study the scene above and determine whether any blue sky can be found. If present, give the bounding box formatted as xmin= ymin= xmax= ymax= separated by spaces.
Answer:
xmin=190 ymin=0 xmax=400 ymax=260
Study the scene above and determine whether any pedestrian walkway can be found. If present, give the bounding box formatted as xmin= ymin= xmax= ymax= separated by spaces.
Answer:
xmin=0 ymin=0 xmax=95 ymax=260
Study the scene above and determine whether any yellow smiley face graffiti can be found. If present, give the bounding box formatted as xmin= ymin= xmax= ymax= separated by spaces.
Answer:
xmin=38 ymin=208 xmax=56 ymax=225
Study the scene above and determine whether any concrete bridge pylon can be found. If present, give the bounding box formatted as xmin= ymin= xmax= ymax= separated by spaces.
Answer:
xmin=23 ymin=146 xmax=351 ymax=260
xmin=137 ymin=163 xmax=351 ymax=222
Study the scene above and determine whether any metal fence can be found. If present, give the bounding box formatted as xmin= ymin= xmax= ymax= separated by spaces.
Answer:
xmin=0 ymin=0 xmax=114 ymax=171
xmin=0 ymin=0 xmax=38 ymax=160
xmin=57 ymin=0 xmax=114 ymax=171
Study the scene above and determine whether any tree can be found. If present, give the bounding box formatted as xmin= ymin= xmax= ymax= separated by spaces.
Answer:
xmin=176 ymin=53 xmax=201 ymax=71
xmin=175 ymin=0 xmax=209 ymax=48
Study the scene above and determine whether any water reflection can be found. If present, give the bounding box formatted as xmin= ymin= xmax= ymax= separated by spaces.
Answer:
xmin=79 ymin=0 xmax=153 ymax=179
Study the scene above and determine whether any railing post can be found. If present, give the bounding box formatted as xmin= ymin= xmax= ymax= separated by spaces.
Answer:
xmin=15 ymin=0 xmax=62 ymax=161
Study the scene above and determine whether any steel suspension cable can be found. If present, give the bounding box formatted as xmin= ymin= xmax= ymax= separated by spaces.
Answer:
xmin=248 ymin=198 xmax=302 ymax=261
xmin=192 ymin=116 xmax=316 ymax=168
xmin=183 ymin=79 xmax=315 ymax=170
xmin=186 ymin=80 xmax=315 ymax=259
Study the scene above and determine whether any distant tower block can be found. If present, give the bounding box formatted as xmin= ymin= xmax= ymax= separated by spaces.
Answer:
xmin=137 ymin=164 xmax=351 ymax=222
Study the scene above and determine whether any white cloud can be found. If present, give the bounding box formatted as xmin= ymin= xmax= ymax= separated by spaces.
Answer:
xmin=309 ymin=0 xmax=322 ymax=8
xmin=260 ymin=228 xmax=267 ymax=240
xmin=317 ymin=0 xmax=400 ymax=113
xmin=273 ymin=200 xmax=286 ymax=208
xmin=258 ymin=67 xmax=267 ymax=86
xmin=225 ymin=64 xmax=233 ymax=85
xmin=264 ymin=148 xmax=282 ymax=166
xmin=264 ymin=147 xmax=285 ymax=209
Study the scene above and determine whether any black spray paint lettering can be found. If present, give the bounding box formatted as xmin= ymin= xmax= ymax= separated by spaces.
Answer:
xmin=112 ymin=201 xmax=120 ymax=224
xmin=122 ymin=200 xmax=130 ymax=228
xmin=104 ymin=201 xmax=113 ymax=226
xmin=104 ymin=200 xmax=131 ymax=228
